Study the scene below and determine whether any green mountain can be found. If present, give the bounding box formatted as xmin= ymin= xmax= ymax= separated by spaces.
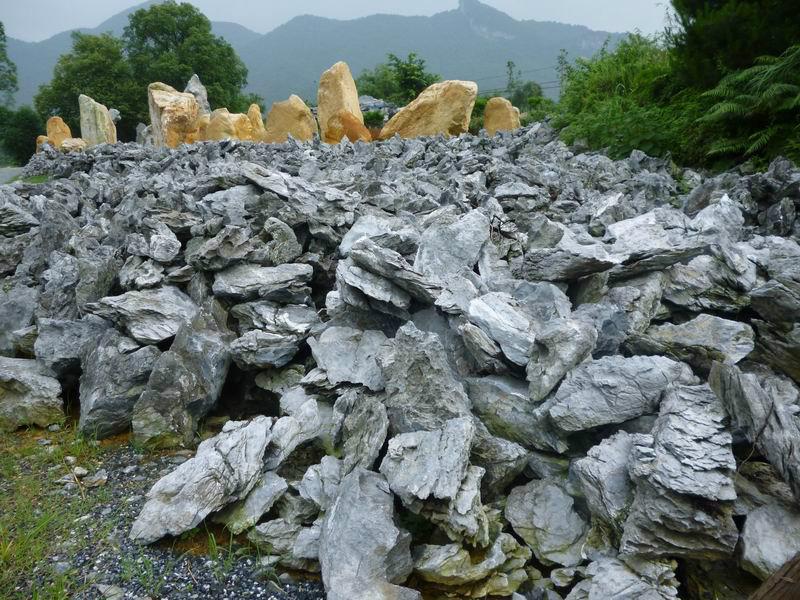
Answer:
xmin=7 ymin=0 xmax=620 ymax=109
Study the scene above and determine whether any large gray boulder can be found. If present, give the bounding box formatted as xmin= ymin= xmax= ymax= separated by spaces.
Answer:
xmin=212 ymin=263 xmax=313 ymax=302
xmin=710 ymin=362 xmax=800 ymax=501
xmin=319 ymin=468 xmax=419 ymax=600
xmin=380 ymin=417 xmax=475 ymax=502
xmin=527 ymin=318 xmax=597 ymax=402
xmin=132 ymin=306 xmax=232 ymax=448
xmin=85 ymin=286 xmax=198 ymax=345
xmin=0 ymin=357 xmax=62 ymax=431
xmin=130 ymin=417 xmax=272 ymax=543
xmin=549 ymin=355 xmax=697 ymax=432
xmin=627 ymin=314 xmax=754 ymax=372
xmin=740 ymin=502 xmax=800 ymax=580
xmin=505 ymin=478 xmax=588 ymax=567
xmin=78 ymin=329 xmax=161 ymax=438
xmin=308 ymin=326 xmax=387 ymax=391
xmin=414 ymin=210 xmax=490 ymax=282
xmin=467 ymin=292 xmax=533 ymax=366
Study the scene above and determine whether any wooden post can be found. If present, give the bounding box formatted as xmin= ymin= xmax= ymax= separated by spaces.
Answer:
xmin=751 ymin=553 xmax=800 ymax=600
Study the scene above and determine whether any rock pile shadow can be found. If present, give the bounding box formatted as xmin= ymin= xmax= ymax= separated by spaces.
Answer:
xmin=3 ymin=123 xmax=800 ymax=599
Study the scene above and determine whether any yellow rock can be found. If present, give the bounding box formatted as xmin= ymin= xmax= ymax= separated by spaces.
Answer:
xmin=79 ymin=94 xmax=117 ymax=146
xmin=324 ymin=110 xmax=371 ymax=144
xmin=317 ymin=61 xmax=363 ymax=144
xmin=380 ymin=80 xmax=478 ymax=140
xmin=59 ymin=138 xmax=87 ymax=153
xmin=484 ymin=97 xmax=521 ymax=136
xmin=203 ymin=108 xmax=248 ymax=141
xmin=46 ymin=117 xmax=72 ymax=149
xmin=263 ymin=95 xmax=318 ymax=143
xmin=190 ymin=114 xmax=211 ymax=143
xmin=35 ymin=135 xmax=49 ymax=153
xmin=247 ymin=104 xmax=267 ymax=142
xmin=147 ymin=82 xmax=200 ymax=148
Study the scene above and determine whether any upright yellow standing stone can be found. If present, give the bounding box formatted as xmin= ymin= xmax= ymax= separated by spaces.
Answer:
xmin=46 ymin=117 xmax=72 ymax=149
xmin=380 ymin=81 xmax=478 ymax=140
xmin=79 ymin=94 xmax=117 ymax=146
xmin=263 ymin=95 xmax=318 ymax=143
xmin=484 ymin=97 xmax=521 ymax=136
xmin=247 ymin=104 xmax=267 ymax=142
xmin=147 ymin=82 xmax=200 ymax=148
xmin=317 ymin=62 xmax=364 ymax=144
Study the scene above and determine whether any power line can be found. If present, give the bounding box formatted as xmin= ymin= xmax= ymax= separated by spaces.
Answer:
xmin=473 ymin=64 xmax=558 ymax=83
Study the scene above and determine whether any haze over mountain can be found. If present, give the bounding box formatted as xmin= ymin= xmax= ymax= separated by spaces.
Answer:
xmin=6 ymin=0 xmax=623 ymax=109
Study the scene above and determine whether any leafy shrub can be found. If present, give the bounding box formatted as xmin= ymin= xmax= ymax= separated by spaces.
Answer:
xmin=0 ymin=106 xmax=43 ymax=166
xmin=363 ymin=110 xmax=385 ymax=128
xmin=469 ymin=97 xmax=488 ymax=134
xmin=701 ymin=44 xmax=800 ymax=165
xmin=357 ymin=53 xmax=440 ymax=105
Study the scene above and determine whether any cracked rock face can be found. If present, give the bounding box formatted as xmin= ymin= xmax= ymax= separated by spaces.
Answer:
xmin=129 ymin=417 xmax=272 ymax=543
xmin=0 ymin=356 xmax=63 ymax=432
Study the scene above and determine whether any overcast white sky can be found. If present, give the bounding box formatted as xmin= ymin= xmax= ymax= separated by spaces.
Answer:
xmin=2 ymin=0 xmax=671 ymax=41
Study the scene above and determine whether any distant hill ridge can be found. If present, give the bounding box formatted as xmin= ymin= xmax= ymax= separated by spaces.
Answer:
xmin=7 ymin=0 xmax=621 ymax=108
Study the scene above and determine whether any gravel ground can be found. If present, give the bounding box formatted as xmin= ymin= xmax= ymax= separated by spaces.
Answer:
xmin=29 ymin=437 xmax=325 ymax=600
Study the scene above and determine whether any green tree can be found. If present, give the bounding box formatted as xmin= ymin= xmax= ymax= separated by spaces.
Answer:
xmin=123 ymin=1 xmax=257 ymax=113
xmin=35 ymin=33 xmax=139 ymax=140
xmin=0 ymin=106 xmax=43 ymax=165
xmin=504 ymin=60 xmax=545 ymax=110
xmin=0 ymin=22 xmax=18 ymax=106
xmin=357 ymin=53 xmax=440 ymax=105
xmin=669 ymin=0 xmax=800 ymax=88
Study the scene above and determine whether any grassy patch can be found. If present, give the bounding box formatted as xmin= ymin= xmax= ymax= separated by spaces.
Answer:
xmin=0 ymin=426 xmax=115 ymax=599
xmin=8 ymin=174 xmax=52 ymax=185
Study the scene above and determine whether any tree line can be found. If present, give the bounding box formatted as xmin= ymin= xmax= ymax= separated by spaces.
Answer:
xmin=1 ymin=0 xmax=798 ymax=169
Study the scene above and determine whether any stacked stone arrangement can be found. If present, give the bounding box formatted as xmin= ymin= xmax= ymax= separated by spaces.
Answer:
xmin=5 ymin=117 xmax=800 ymax=600
xmin=35 ymin=62 xmax=525 ymax=153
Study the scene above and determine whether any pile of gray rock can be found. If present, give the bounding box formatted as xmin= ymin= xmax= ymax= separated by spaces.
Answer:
xmin=3 ymin=122 xmax=800 ymax=599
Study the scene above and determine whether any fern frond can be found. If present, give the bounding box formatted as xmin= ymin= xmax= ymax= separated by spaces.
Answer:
xmin=746 ymin=126 xmax=779 ymax=155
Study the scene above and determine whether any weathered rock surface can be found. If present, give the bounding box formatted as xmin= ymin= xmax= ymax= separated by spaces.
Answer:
xmin=132 ymin=306 xmax=232 ymax=448
xmin=78 ymin=329 xmax=160 ymax=438
xmin=324 ymin=109 xmax=371 ymax=144
xmin=505 ymin=478 xmax=588 ymax=567
xmin=549 ymin=356 xmax=697 ymax=432
xmin=264 ymin=95 xmax=319 ymax=143
xmin=147 ymin=82 xmax=200 ymax=148
xmin=740 ymin=502 xmax=800 ymax=580
xmin=317 ymin=62 xmax=363 ymax=145
xmin=484 ymin=97 xmax=520 ymax=136
xmin=130 ymin=417 xmax=272 ymax=543
xmin=380 ymin=80 xmax=478 ymax=139
xmin=0 ymin=357 xmax=62 ymax=431
xmin=308 ymin=326 xmax=386 ymax=391
xmin=79 ymin=94 xmax=117 ymax=146
xmin=183 ymin=74 xmax=211 ymax=115
xmin=380 ymin=417 xmax=475 ymax=502
xmin=319 ymin=468 xmax=418 ymax=600
xmin=46 ymin=116 xmax=71 ymax=148
xmin=85 ymin=286 xmax=198 ymax=345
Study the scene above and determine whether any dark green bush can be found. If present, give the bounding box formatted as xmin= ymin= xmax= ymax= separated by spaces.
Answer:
xmin=0 ymin=106 xmax=44 ymax=166
xmin=363 ymin=110 xmax=385 ymax=129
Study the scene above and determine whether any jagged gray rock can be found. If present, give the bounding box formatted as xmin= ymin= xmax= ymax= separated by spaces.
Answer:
xmin=319 ymin=468 xmax=419 ymax=600
xmin=85 ymin=286 xmax=198 ymax=345
xmin=740 ymin=502 xmax=800 ymax=580
xmin=565 ymin=556 xmax=679 ymax=600
xmin=132 ymin=306 xmax=232 ymax=448
xmin=709 ymin=362 xmax=800 ymax=501
xmin=627 ymin=314 xmax=754 ymax=372
xmin=414 ymin=209 xmax=490 ymax=282
xmin=213 ymin=472 xmax=288 ymax=535
xmin=212 ymin=263 xmax=313 ymax=302
xmin=130 ymin=417 xmax=272 ymax=543
xmin=380 ymin=417 xmax=475 ymax=502
xmin=467 ymin=292 xmax=533 ymax=366
xmin=549 ymin=355 xmax=697 ymax=432
xmin=78 ymin=329 xmax=161 ymax=438
xmin=527 ymin=318 xmax=597 ymax=402
xmin=331 ymin=388 xmax=389 ymax=475
xmin=505 ymin=478 xmax=588 ymax=567
xmin=308 ymin=326 xmax=387 ymax=391
xmin=0 ymin=357 xmax=62 ymax=431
